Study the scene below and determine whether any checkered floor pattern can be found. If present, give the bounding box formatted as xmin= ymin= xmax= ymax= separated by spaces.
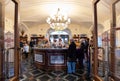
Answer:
xmin=19 ymin=59 xmax=92 ymax=81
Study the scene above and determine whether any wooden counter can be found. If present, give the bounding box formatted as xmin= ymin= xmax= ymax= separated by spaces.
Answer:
xmin=33 ymin=47 xmax=68 ymax=71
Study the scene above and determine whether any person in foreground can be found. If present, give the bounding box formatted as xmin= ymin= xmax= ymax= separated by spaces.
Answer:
xmin=67 ymin=39 xmax=77 ymax=74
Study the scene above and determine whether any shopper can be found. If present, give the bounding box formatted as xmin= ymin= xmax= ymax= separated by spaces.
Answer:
xmin=78 ymin=41 xmax=85 ymax=70
xmin=23 ymin=43 xmax=29 ymax=59
xmin=67 ymin=39 xmax=77 ymax=74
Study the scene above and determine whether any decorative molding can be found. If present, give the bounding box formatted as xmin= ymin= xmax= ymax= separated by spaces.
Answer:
xmin=92 ymin=0 xmax=100 ymax=4
xmin=112 ymin=0 xmax=120 ymax=5
xmin=5 ymin=0 xmax=10 ymax=5
xmin=12 ymin=0 xmax=20 ymax=3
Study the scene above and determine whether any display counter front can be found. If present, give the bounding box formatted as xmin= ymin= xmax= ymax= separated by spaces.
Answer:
xmin=33 ymin=47 xmax=68 ymax=71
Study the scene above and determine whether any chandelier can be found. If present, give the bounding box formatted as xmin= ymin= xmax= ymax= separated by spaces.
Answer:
xmin=46 ymin=8 xmax=71 ymax=31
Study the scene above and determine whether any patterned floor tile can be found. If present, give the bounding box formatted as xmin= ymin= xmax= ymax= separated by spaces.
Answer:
xmin=64 ymin=74 xmax=78 ymax=81
xmin=52 ymin=70 xmax=64 ymax=76
xmin=38 ymin=74 xmax=52 ymax=81
xmin=18 ymin=56 xmax=92 ymax=81
xmin=31 ymin=70 xmax=43 ymax=75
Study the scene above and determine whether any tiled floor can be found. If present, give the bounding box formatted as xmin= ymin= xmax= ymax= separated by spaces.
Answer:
xmin=5 ymin=55 xmax=92 ymax=81
xmin=19 ymin=57 xmax=92 ymax=81
xmin=20 ymin=67 xmax=91 ymax=81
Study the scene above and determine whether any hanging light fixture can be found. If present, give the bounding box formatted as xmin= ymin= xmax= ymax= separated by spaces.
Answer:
xmin=46 ymin=8 xmax=71 ymax=31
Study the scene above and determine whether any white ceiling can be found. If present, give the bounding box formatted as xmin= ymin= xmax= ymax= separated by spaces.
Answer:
xmin=20 ymin=0 xmax=93 ymax=24
xmin=5 ymin=0 xmax=120 ymax=29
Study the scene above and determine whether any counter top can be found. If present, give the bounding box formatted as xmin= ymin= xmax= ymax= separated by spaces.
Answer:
xmin=33 ymin=47 xmax=68 ymax=50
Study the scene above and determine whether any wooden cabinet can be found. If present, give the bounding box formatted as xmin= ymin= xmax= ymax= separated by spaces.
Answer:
xmin=20 ymin=35 xmax=28 ymax=42
xmin=49 ymin=34 xmax=69 ymax=44
xmin=30 ymin=35 xmax=44 ymax=45
xmin=20 ymin=31 xmax=28 ymax=43
xmin=33 ymin=48 xmax=67 ymax=71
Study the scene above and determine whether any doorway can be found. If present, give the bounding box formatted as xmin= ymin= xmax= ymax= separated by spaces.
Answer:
xmin=0 ymin=0 xmax=20 ymax=81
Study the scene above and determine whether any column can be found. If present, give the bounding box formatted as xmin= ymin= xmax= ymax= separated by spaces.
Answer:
xmin=0 ymin=0 xmax=5 ymax=80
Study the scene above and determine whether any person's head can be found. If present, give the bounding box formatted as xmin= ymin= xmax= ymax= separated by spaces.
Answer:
xmin=59 ymin=38 xmax=61 ymax=41
xmin=54 ymin=39 xmax=57 ymax=42
xmin=24 ymin=42 xmax=28 ymax=46
xmin=80 ymin=42 xmax=84 ymax=47
xmin=70 ymin=39 xmax=74 ymax=43
xmin=23 ymin=43 xmax=26 ymax=46
xmin=86 ymin=38 xmax=89 ymax=42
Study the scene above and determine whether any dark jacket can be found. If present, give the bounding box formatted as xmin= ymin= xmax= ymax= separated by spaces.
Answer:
xmin=29 ymin=41 xmax=35 ymax=47
xmin=20 ymin=42 xmax=23 ymax=48
xmin=77 ymin=42 xmax=85 ymax=59
xmin=67 ymin=42 xmax=77 ymax=62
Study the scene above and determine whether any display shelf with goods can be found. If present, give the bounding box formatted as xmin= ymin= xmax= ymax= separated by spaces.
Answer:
xmin=20 ymin=31 xmax=28 ymax=43
xmin=30 ymin=34 xmax=45 ymax=46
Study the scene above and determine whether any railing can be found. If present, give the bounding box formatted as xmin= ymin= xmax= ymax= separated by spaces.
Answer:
xmin=97 ymin=47 xmax=111 ymax=81
xmin=4 ymin=47 xmax=22 ymax=81
xmin=98 ymin=47 xmax=105 ymax=77
xmin=109 ymin=47 xmax=120 ymax=81
xmin=4 ymin=47 xmax=15 ymax=79
xmin=90 ymin=46 xmax=106 ymax=81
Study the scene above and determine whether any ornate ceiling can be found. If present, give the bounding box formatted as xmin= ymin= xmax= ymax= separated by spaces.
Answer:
xmin=5 ymin=0 xmax=120 ymax=29
xmin=19 ymin=0 xmax=93 ymax=25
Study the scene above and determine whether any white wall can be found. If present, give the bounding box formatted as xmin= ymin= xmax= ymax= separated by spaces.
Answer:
xmin=25 ymin=23 xmax=90 ymax=40
xmin=4 ymin=17 xmax=14 ymax=62
xmin=103 ymin=19 xmax=110 ymax=31
xmin=101 ymin=14 xmax=120 ymax=32
xmin=5 ymin=17 xmax=14 ymax=33
xmin=117 ymin=15 xmax=120 ymax=27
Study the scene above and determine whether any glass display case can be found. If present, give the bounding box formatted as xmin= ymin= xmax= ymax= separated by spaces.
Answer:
xmin=50 ymin=54 xmax=64 ymax=65
xmin=33 ymin=48 xmax=67 ymax=70
xmin=49 ymin=31 xmax=69 ymax=46
xmin=49 ymin=35 xmax=69 ymax=44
